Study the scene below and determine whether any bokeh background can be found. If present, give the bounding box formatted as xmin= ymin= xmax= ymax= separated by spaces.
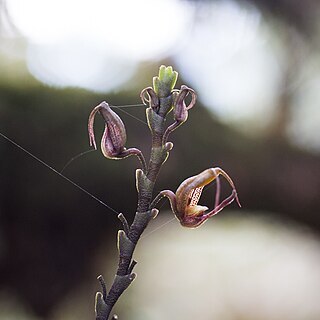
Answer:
xmin=0 ymin=0 xmax=320 ymax=319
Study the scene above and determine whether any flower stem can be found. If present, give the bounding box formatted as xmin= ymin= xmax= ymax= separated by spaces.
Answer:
xmin=95 ymin=68 xmax=175 ymax=320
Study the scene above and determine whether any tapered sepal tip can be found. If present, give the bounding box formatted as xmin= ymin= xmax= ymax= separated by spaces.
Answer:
xmin=159 ymin=65 xmax=166 ymax=79
xmin=171 ymin=71 xmax=178 ymax=89
xmin=152 ymin=77 xmax=160 ymax=95
xmin=151 ymin=208 xmax=159 ymax=219
xmin=95 ymin=292 xmax=108 ymax=316
xmin=165 ymin=142 xmax=174 ymax=151
xmin=117 ymin=230 xmax=135 ymax=257
xmin=129 ymin=272 xmax=137 ymax=281
xmin=95 ymin=291 xmax=103 ymax=302
xmin=235 ymin=191 xmax=241 ymax=208
xmin=166 ymin=65 xmax=173 ymax=73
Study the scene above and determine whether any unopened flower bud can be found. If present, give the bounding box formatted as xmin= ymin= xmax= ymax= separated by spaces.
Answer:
xmin=140 ymin=87 xmax=159 ymax=112
xmin=88 ymin=101 xmax=127 ymax=159
xmin=153 ymin=65 xmax=178 ymax=98
xmin=161 ymin=85 xmax=197 ymax=144
xmin=173 ymin=85 xmax=197 ymax=123
xmin=88 ymin=102 xmax=147 ymax=170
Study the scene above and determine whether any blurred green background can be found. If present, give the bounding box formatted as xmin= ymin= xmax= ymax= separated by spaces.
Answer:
xmin=0 ymin=0 xmax=320 ymax=319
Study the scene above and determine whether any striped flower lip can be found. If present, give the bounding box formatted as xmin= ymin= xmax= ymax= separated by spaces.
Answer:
xmin=161 ymin=167 xmax=241 ymax=228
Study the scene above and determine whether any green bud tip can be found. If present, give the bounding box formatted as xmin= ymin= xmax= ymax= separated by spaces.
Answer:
xmin=153 ymin=65 xmax=178 ymax=95
xmin=158 ymin=65 xmax=166 ymax=80
xmin=153 ymin=76 xmax=160 ymax=94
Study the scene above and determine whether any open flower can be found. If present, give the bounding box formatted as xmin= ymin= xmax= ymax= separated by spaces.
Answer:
xmin=156 ymin=167 xmax=241 ymax=228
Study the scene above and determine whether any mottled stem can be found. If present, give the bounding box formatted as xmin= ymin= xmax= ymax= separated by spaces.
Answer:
xmin=95 ymin=68 xmax=175 ymax=320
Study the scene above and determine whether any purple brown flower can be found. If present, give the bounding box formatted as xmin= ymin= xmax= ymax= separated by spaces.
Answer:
xmin=159 ymin=167 xmax=241 ymax=228
xmin=173 ymin=85 xmax=197 ymax=123
xmin=88 ymin=101 xmax=127 ymax=159
xmin=88 ymin=102 xmax=147 ymax=172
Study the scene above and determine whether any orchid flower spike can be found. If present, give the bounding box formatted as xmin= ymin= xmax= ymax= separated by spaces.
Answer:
xmin=158 ymin=167 xmax=241 ymax=228
xmin=141 ymin=65 xmax=179 ymax=117
xmin=88 ymin=101 xmax=147 ymax=169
